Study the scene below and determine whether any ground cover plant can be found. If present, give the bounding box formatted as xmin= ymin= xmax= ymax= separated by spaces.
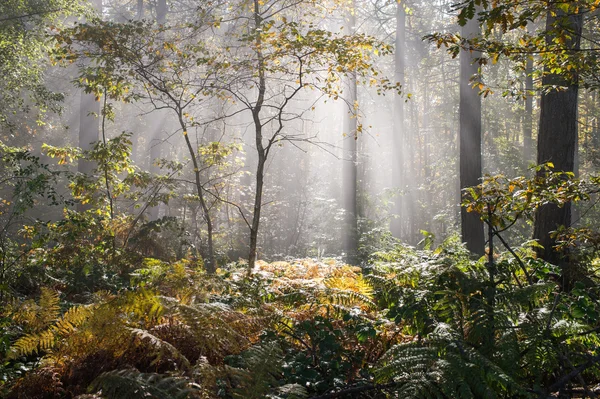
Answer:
xmin=2 ymin=217 xmax=600 ymax=398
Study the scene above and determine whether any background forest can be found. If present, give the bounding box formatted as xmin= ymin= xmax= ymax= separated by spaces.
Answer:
xmin=3 ymin=0 xmax=600 ymax=398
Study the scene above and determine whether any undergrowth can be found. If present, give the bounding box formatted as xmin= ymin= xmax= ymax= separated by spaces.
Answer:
xmin=1 ymin=240 xmax=599 ymax=398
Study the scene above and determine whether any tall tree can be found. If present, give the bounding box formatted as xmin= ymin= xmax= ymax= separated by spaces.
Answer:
xmin=533 ymin=5 xmax=583 ymax=285
xmin=147 ymin=0 xmax=167 ymax=221
xmin=342 ymin=3 xmax=358 ymax=263
xmin=390 ymin=0 xmax=406 ymax=240
xmin=459 ymin=9 xmax=485 ymax=256
xmin=56 ymin=0 xmax=391 ymax=272
xmin=523 ymin=56 xmax=534 ymax=164
xmin=77 ymin=0 xmax=103 ymax=209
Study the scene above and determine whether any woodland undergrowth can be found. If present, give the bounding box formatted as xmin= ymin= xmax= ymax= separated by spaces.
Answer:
xmin=2 ymin=143 xmax=600 ymax=398
xmin=2 ymin=241 xmax=600 ymax=399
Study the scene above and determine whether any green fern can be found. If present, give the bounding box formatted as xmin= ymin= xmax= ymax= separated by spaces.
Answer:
xmin=228 ymin=342 xmax=308 ymax=399
xmin=89 ymin=369 xmax=198 ymax=399
xmin=375 ymin=331 xmax=531 ymax=398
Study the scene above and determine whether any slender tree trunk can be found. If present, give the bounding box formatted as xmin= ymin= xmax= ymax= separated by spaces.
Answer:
xmin=147 ymin=0 xmax=167 ymax=221
xmin=459 ymin=12 xmax=485 ymax=256
xmin=523 ymin=57 xmax=534 ymax=164
xmin=248 ymin=0 xmax=266 ymax=272
xmin=78 ymin=91 xmax=100 ymax=177
xmin=390 ymin=1 xmax=406 ymax=240
xmin=180 ymin=121 xmax=216 ymax=273
xmin=342 ymin=3 xmax=358 ymax=264
xmin=137 ymin=0 xmax=144 ymax=19
xmin=533 ymin=8 xmax=582 ymax=288
xmin=77 ymin=0 xmax=102 ymax=212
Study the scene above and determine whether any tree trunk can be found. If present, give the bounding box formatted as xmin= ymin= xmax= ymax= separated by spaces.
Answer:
xmin=248 ymin=0 xmax=266 ymax=272
xmin=342 ymin=4 xmax=358 ymax=264
xmin=78 ymin=91 xmax=99 ymax=177
xmin=523 ymin=57 xmax=533 ymax=164
xmin=137 ymin=0 xmax=144 ymax=20
xmin=533 ymin=8 xmax=582 ymax=288
xmin=459 ymin=13 xmax=485 ymax=256
xmin=147 ymin=0 xmax=167 ymax=221
xmin=390 ymin=1 xmax=406 ymax=240
xmin=180 ymin=125 xmax=216 ymax=273
xmin=77 ymin=0 xmax=102 ymax=212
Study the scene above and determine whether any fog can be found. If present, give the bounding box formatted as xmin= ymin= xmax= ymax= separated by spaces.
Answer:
xmin=2 ymin=0 xmax=541 ymax=265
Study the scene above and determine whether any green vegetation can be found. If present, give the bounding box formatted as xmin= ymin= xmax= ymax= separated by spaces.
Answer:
xmin=4 ymin=0 xmax=600 ymax=397
xmin=3 ymin=146 xmax=600 ymax=397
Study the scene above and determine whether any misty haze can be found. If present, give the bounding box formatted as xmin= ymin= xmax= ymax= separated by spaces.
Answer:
xmin=1 ymin=0 xmax=599 ymax=398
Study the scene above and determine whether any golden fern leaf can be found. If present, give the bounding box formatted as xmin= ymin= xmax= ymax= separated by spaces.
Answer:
xmin=38 ymin=287 xmax=61 ymax=328
xmin=121 ymin=289 xmax=164 ymax=325
xmin=321 ymin=288 xmax=377 ymax=310
xmin=324 ymin=275 xmax=374 ymax=299
xmin=9 ymin=329 xmax=55 ymax=359
xmin=53 ymin=305 xmax=93 ymax=335
xmin=9 ymin=305 xmax=93 ymax=359
xmin=12 ymin=289 xmax=60 ymax=331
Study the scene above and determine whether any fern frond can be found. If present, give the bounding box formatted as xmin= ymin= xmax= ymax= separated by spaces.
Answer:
xmin=38 ymin=287 xmax=61 ymax=327
xmin=121 ymin=289 xmax=164 ymax=325
xmin=496 ymin=282 xmax=555 ymax=311
xmin=228 ymin=342 xmax=286 ymax=399
xmin=363 ymin=273 xmax=398 ymax=293
xmin=321 ymin=288 xmax=376 ymax=310
xmin=375 ymin=335 xmax=530 ymax=399
xmin=9 ymin=304 xmax=92 ymax=359
xmin=12 ymin=288 xmax=61 ymax=331
xmin=129 ymin=328 xmax=191 ymax=371
xmin=9 ymin=329 xmax=55 ymax=358
xmin=324 ymin=275 xmax=374 ymax=299
xmin=55 ymin=305 xmax=94 ymax=335
xmin=176 ymin=302 xmax=250 ymax=363
xmin=273 ymin=383 xmax=308 ymax=399
xmin=89 ymin=369 xmax=198 ymax=399
xmin=271 ymin=290 xmax=310 ymax=308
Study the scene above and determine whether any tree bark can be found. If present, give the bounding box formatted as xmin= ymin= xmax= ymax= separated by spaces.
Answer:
xmin=459 ymin=13 xmax=485 ymax=256
xmin=147 ymin=0 xmax=167 ymax=221
xmin=342 ymin=4 xmax=358 ymax=264
xmin=180 ymin=123 xmax=216 ymax=273
xmin=390 ymin=1 xmax=406 ymax=240
xmin=533 ymin=7 xmax=582 ymax=287
xmin=523 ymin=56 xmax=534 ymax=164
xmin=248 ymin=0 xmax=266 ymax=272
xmin=77 ymin=0 xmax=102 ymax=212
xmin=137 ymin=0 xmax=144 ymax=20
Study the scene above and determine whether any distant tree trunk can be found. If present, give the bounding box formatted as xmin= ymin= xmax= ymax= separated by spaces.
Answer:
xmin=459 ymin=13 xmax=485 ymax=256
xmin=523 ymin=57 xmax=534 ymax=164
xmin=78 ymin=91 xmax=99 ymax=176
xmin=137 ymin=0 xmax=144 ymax=19
xmin=77 ymin=0 xmax=102 ymax=212
xmin=342 ymin=4 xmax=358 ymax=264
xmin=533 ymin=7 xmax=582 ymax=287
xmin=147 ymin=0 xmax=167 ymax=221
xmin=390 ymin=1 xmax=406 ymax=240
